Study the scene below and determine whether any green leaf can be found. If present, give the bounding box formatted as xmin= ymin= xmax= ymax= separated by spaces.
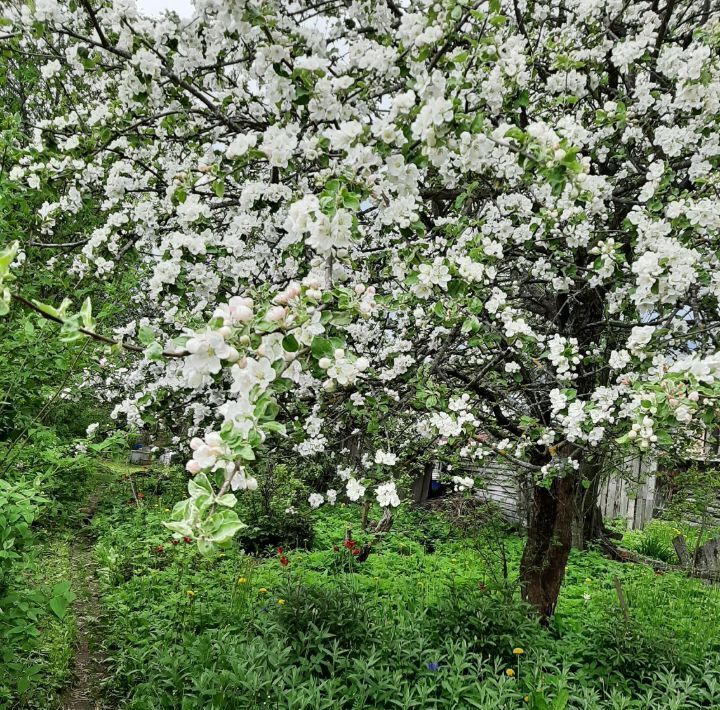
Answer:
xmin=0 ymin=288 xmax=10 ymax=316
xmin=262 ymin=421 xmax=286 ymax=436
xmin=145 ymin=341 xmax=164 ymax=361
xmin=237 ymin=445 xmax=255 ymax=461
xmin=514 ymin=90 xmax=529 ymax=108
xmin=204 ymin=509 xmax=246 ymax=544
xmin=51 ymin=581 xmax=71 ymax=596
xmin=79 ymin=297 xmax=92 ymax=328
xmin=49 ymin=595 xmax=69 ymax=620
xmin=138 ymin=326 xmax=155 ymax=345
xmin=470 ymin=114 xmax=484 ymax=134
xmin=504 ymin=126 xmax=525 ymax=142
xmin=163 ymin=520 xmax=194 ymax=537
xmin=342 ymin=191 xmax=360 ymax=211
xmin=188 ymin=473 xmax=213 ymax=499
xmin=0 ymin=240 xmax=19 ymax=274
xmin=311 ymin=337 xmax=333 ymax=359
xmin=461 ymin=316 xmax=479 ymax=333
xmin=282 ymin=334 xmax=299 ymax=352
xmin=215 ymin=493 xmax=237 ymax=508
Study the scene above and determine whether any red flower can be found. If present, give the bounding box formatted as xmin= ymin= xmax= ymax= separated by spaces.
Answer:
xmin=279 ymin=555 xmax=289 ymax=567
xmin=351 ymin=548 xmax=359 ymax=556
xmin=171 ymin=539 xmax=179 ymax=546
xmin=343 ymin=539 xmax=357 ymax=550
xmin=182 ymin=536 xmax=192 ymax=544
xmin=276 ymin=547 xmax=283 ymax=554
xmin=155 ymin=545 xmax=164 ymax=554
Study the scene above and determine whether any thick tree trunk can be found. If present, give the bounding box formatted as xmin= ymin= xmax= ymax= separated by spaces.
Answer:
xmin=520 ymin=474 xmax=577 ymax=621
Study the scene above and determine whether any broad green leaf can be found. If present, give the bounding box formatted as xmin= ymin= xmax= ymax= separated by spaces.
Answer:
xmin=188 ymin=473 xmax=213 ymax=498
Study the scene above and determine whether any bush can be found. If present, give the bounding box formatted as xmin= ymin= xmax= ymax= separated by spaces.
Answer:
xmin=235 ymin=463 xmax=314 ymax=553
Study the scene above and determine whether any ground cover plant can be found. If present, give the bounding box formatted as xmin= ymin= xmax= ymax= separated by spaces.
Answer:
xmin=18 ymin=462 xmax=716 ymax=709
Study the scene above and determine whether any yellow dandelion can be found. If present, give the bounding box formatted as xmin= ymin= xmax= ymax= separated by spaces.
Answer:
xmin=186 ymin=590 xmax=195 ymax=597
xmin=505 ymin=668 xmax=515 ymax=677
xmin=237 ymin=576 xmax=247 ymax=584
xmin=524 ymin=696 xmax=529 ymax=703
xmin=277 ymin=599 xmax=286 ymax=605
xmin=258 ymin=587 xmax=268 ymax=594
xmin=585 ymin=577 xmax=592 ymax=583
xmin=513 ymin=647 xmax=524 ymax=655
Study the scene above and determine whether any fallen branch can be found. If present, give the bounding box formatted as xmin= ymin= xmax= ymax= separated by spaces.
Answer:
xmin=610 ymin=545 xmax=720 ymax=584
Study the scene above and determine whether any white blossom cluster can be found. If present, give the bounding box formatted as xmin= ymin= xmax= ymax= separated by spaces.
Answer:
xmin=6 ymin=0 xmax=720 ymax=548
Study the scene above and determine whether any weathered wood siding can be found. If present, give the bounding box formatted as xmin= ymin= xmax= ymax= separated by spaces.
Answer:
xmin=463 ymin=460 xmax=530 ymax=526
xmin=598 ymin=456 xmax=657 ymax=530
xmin=462 ymin=455 xmax=657 ymax=531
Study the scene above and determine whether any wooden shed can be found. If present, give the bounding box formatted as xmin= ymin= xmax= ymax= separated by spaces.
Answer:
xmin=414 ymin=455 xmax=658 ymax=531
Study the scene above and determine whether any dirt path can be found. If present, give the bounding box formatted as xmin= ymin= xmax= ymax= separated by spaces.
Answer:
xmin=60 ymin=490 xmax=111 ymax=710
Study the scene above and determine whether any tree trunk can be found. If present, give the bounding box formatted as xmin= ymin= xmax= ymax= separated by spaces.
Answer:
xmin=373 ymin=507 xmax=393 ymax=533
xmin=673 ymin=534 xmax=692 ymax=567
xmin=360 ymin=500 xmax=370 ymax=531
xmin=572 ymin=457 xmax=605 ymax=550
xmin=572 ymin=454 xmax=624 ymax=552
xmin=520 ymin=474 xmax=577 ymax=621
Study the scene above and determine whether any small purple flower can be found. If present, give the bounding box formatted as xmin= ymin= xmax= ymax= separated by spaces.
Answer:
xmin=426 ymin=662 xmax=440 ymax=672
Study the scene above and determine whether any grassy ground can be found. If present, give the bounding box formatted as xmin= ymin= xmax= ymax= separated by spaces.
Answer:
xmin=2 ymin=461 xmax=121 ymax=709
xmin=7 ymin=461 xmax=720 ymax=708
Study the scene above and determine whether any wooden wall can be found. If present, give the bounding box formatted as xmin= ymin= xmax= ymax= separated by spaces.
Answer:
xmin=463 ymin=459 xmax=530 ymax=526
xmin=459 ymin=455 xmax=657 ymax=531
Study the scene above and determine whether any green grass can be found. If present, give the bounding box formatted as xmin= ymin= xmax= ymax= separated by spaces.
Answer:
xmin=1 ymin=457 xmax=112 ymax=708
xmin=0 ymin=535 xmax=78 ymax=708
xmin=622 ymin=518 xmax=720 ymax=563
xmin=6 ymin=458 xmax=720 ymax=708
xmin=79 ymin=466 xmax=720 ymax=709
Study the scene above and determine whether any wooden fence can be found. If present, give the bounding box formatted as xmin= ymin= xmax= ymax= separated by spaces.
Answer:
xmin=597 ymin=456 xmax=657 ymax=530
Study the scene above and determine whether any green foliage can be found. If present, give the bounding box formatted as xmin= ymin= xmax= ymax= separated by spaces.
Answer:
xmin=0 ymin=436 xmax=104 ymax=706
xmin=235 ymin=463 xmax=314 ymax=553
xmin=623 ymin=518 xmax=720 ymax=564
xmin=3 ymin=457 xmax=720 ymax=708
xmin=69 ymin=465 xmax=720 ymax=709
xmin=0 ymin=477 xmax=45 ymax=594
xmin=633 ymin=531 xmax=676 ymax=563
xmin=48 ymin=580 xmax=75 ymax=620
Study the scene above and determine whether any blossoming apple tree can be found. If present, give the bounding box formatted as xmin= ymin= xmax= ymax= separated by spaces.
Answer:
xmin=3 ymin=0 xmax=720 ymax=618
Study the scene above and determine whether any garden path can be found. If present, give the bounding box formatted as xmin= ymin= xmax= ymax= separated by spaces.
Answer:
xmin=60 ymin=483 xmax=111 ymax=710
